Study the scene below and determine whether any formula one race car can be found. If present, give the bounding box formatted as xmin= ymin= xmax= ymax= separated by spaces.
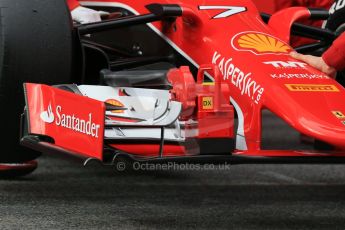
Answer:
xmin=1 ymin=0 xmax=345 ymax=176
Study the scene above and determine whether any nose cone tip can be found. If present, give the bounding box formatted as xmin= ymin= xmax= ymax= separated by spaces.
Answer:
xmin=298 ymin=117 xmax=345 ymax=148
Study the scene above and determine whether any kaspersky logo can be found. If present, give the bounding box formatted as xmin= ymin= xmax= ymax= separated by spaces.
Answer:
xmin=231 ymin=31 xmax=292 ymax=55
xmin=40 ymin=102 xmax=101 ymax=138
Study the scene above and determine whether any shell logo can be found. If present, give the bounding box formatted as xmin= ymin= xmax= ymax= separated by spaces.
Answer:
xmin=231 ymin=31 xmax=292 ymax=55
xmin=105 ymin=99 xmax=125 ymax=114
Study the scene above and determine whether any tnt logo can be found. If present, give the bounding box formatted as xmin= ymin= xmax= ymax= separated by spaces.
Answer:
xmin=202 ymin=97 xmax=213 ymax=110
xmin=264 ymin=61 xmax=307 ymax=68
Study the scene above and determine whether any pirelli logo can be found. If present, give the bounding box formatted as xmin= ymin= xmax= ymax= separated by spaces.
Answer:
xmin=285 ymin=84 xmax=339 ymax=92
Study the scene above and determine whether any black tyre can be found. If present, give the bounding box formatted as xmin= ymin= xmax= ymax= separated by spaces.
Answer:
xmin=324 ymin=0 xmax=345 ymax=86
xmin=324 ymin=0 xmax=345 ymax=33
xmin=0 ymin=0 xmax=76 ymax=166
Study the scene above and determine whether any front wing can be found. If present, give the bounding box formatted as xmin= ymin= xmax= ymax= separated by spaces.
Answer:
xmin=20 ymin=83 xmax=345 ymax=164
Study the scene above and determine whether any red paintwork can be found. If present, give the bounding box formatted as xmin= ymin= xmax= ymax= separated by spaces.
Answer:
xmin=0 ymin=161 xmax=37 ymax=171
xmin=78 ymin=0 xmax=345 ymax=157
xmin=268 ymin=7 xmax=311 ymax=43
xmin=196 ymin=65 xmax=234 ymax=138
xmin=234 ymin=150 xmax=345 ymax=157
xmin=110 ymin=144 xmax=185 ymax=156
xmin=169 ymin=65 xmax=234 ymax=140
xmin=107 ymin=116 xmax=141 ymax=123
xmin=168 ymin=66 xmax=196 ymax=119
xmin=25 ymin=83 xmax=105 ymax=160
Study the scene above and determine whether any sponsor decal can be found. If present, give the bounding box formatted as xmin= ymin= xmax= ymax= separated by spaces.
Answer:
xmin=285 ymin=84 xmax=339 ymax=92
xmin=40 ymin=102 xmax=101 ymax=138
xmin=342 ymin=121 xmax=345 ymax=126
xmin=40 ymin=103 xmax=55 ymax=124
xmin=264 ymin=61 xmax=307 ymax=69
xmin=332 ymin=111 xmax=345 ymax=119
xmin=203 ymin=82 xmax=215 ymax=86
xmin=271 ymin=73 xmax=329 ymax=80
xmin=106 ymin=99 xmax=125 ymax=114
xmin=202 ymin=97 xmax=213 ymax=110
xmin=199 ymin=6 xmax=247 ymax=19
xmin=231 ymin=31 xmax=292 ymax=55
xmin=212 ymin=51 xmax=264 ymax=104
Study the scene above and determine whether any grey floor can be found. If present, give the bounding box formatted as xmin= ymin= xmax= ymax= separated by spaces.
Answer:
xmin=1 ymin=112 xmax=345 ymax=230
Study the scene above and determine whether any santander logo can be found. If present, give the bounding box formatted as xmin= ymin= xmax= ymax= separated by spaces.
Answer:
xmin=40 ymin=103 xmax=55 ymax=123
xmin=40 ymin=102 xmax=101 ymax=138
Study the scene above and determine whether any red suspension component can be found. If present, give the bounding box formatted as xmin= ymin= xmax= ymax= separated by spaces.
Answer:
xmin=167 ymin=66 xmax=197 ymax=119
xmin=168 ymin=65 xmax=234 ymax=139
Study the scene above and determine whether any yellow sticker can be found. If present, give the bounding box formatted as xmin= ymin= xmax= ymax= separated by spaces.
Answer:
xmin=202 ymin=97 xmax=213 ymax=110
xmin=202 ymin=82 xmax=215 ymax=86
xmin=285 ymin=84 xmax=339 ymax=92
xmin=332 ymin=111 xmax=345 ymax=119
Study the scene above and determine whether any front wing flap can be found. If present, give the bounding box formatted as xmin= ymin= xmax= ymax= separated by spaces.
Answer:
xmin=23 ymin=83 xmax=105 ymax=160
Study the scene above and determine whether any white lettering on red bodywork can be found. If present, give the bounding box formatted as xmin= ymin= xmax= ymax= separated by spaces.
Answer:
xmin=212 ymin=51 xmax=264 ymax=104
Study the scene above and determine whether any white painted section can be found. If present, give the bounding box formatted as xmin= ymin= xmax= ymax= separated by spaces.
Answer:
xmin=230 ymin=97 xmax=247 ymax=150
xmin=77 ymin=85 xmax=181 ymax=124
xmin=105 ymin=127 xmax=184 ymax=141
xmin=199 ymin=6 xmax=246 ymax=19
